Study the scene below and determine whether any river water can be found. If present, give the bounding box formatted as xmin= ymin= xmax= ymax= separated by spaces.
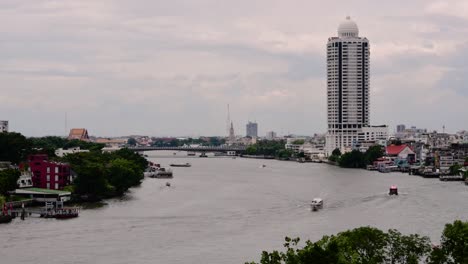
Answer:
xmin=1 ymin=151 xmax=467 ymax=264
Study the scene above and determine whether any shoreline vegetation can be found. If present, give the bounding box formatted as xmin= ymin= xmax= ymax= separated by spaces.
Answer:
xmin=0 ymin=132 xmax=147 ymax=204
xmin=246 ymin=220 xmax=468 ymax=264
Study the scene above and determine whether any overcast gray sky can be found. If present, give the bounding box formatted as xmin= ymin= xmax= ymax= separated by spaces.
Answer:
xmin=1 ymin=0 xmax=467 ymax=137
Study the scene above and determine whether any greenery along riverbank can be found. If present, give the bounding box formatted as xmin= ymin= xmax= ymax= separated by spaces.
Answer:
xmin=59 ymin=149 xmax=148 ymax=201
xmin=246 ymin=220 xmax=468 ymax=264
xmin=0 ymin=132 xmax=148 ymax=202
xmin=245 ymin=140 xmax=297 ymax=160
xmin=328 ymin=146 xmax=385 ymax=168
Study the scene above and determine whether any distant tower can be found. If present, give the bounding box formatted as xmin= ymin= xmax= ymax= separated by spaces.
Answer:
xmin=229 ymin=122 xmax=235 ymax=143
xmin=226 ymin=104 xmax=231 ymax=137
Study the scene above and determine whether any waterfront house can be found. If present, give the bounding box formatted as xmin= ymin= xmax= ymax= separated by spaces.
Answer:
xmin=386 ymin=144 xmax=416 ymax=162
xmin=24 ymin=154 xmax=71 ymax=190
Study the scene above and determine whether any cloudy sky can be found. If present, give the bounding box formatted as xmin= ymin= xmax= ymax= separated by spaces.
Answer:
xmin=1 ymin=0 xmax=468 ymax=137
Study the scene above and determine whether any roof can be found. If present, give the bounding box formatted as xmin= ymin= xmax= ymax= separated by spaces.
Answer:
xmin=386 ymin=145 xmax=413 ymax=155
xmin=13 ymin=187 xmax=71 ymax=196
xmin=68 ymin=128 xmax=89 ymax=141
xmin=338 ymin=16 xmax=359 ymax=38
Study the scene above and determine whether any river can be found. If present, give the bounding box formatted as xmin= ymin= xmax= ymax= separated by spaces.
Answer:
xmin=1 ymin=151 xmax=467 ymax=264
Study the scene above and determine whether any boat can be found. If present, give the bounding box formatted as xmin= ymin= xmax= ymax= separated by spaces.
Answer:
xmin=166 ymin=182 xmax=171 ymax=187
xmin=261 ymin=164 xmax=266 ymax=168
xmin=187 ymin=152 xmax=196 ymax=156
xmin=149 ymin=168 xmax=173 ymax=179
xmin=170 ymin=163 xmax=191 ymax=167
xmin=389 ymin=185 xmax=398 ymax=195
xmin=54 ymin=208 xmax=80 ymax=219
xmin=199 ymin=153 xmax=208 ymax=158
xmin=0 ymin=215 xmax=13 ymax=224
xmin=310 ymin=198 xmax=323 ymax=211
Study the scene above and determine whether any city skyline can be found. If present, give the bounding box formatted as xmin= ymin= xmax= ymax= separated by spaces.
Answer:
xmin=1 ymin=1 xmax=468 ymax=137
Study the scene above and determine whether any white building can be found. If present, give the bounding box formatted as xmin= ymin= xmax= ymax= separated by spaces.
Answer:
xmin=358 ymin=126 xmax=388 ymax=142
xmin=325 ymin=17 xmax=370 ymax=156
xmin=0 ymin=120 xmax=8 ymax=133
xmin=55 ymin=147 xmax=90 ymax=157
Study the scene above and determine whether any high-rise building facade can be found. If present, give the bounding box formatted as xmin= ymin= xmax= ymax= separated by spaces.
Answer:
xmin=0 ymin=120 xmax=8 ymax=133
xmin=396 ymin=124 xmax=406 ymax=133
xmin=246 ymin=121 xmax=258 ymax=138
xmin=326 ymin=16 xmax=370 ymax=155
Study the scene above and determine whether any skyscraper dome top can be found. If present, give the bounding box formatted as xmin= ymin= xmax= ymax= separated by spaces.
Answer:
xmin=338 ymin=16 xmax=359 ymax=38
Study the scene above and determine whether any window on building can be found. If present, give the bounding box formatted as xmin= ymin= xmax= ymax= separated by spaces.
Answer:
xmin=47 ymin=167 xmax=50 ymax=173
xmin=55 ymin=167 xmax=59 ymax=173
xmin=47 ymin=175 xmax=50 ymax=181
xmin=55 ymin=183 xmax=59 ymax=190
xmin=46 ymin=183 xmax=50 ymax=189
xmin=55 ymin=175 xmax=58 ymax=181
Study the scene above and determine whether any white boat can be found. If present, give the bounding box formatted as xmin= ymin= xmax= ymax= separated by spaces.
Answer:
xmin=311 ymin=198 xmax=323 ymax=211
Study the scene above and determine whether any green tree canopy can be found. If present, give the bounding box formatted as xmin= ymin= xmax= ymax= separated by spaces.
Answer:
xmin=127 ymin=137 xmax=137 ymax=146
xmin=0 ymin=169 xmax=20 ymax=196
xmin=0 ymin=132 xmax=31 ymax=164
xmin=365 ymin=145 xmax=384 ymax=165
xmin=338 ymin=150 xmax=366 ymax=168
xmin=332 ymin=148 xmax=342 ymax=157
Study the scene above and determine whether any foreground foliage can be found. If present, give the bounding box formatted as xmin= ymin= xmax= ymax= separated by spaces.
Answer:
xmin=247 ymin=220 xmax=468 ymax=264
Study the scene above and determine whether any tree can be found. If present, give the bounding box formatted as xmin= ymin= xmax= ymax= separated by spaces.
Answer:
xmin=0 ymin=132 xmax=31 ymax=164
xmin=0 ymin=169 xmax=20 ymax=196
xmin=127 ymin=137 xmax=137 ymax=146
xmin=448 ymin=164 xmax=462 ymax=176
xmin=332 ymin=226 xmax=388 ymax=264
xmin=365 ymin=145 xmax=384 ymax=165
xmin=339 ymin=150 xmax=366 ymax=168
xmin=332 ymin=148 xmax=342 ymax=157
xmin=107 ymin=158 xmax=142 ymax=195
xmin=386 ymin=229 xmax=431 ymax=264
xmin=439 ymin=220 xmax=468 ymax=264
xmin=72 ymin=161 xmax=109 ymax=199
xmin=292 ymin=139 xmax=305 ymax=145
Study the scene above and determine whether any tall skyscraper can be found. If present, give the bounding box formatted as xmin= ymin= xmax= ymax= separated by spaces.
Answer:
xmin=326 ymin=16 xmax=370 ymax=155
xmin=246 ymin=121 xmax=258 ymax=138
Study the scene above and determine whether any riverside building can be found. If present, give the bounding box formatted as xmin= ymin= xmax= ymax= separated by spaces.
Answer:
xmin=325 ymin=17 xmax=386 ymax=155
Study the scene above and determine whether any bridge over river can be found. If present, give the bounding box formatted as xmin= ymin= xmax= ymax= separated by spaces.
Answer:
xmin=128 ymin=145 xmax=247 ymax=153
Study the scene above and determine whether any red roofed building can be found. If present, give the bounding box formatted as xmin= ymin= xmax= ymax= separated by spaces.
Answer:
xmin=386 ymin=144 xmax=416 ymax=161
xmin=68 ymin=128 xmax=89 ymax=141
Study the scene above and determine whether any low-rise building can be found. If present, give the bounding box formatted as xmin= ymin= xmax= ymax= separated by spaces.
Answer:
xmin=386 ymin=144 xmax=416 ymax=162
xmin=95 ymin=138 xmax=128 ymax=147
xmin=55 ymin=147 xmax=90 ymax=157
xmin=26 ymin=154 xmax=71 ymax=190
